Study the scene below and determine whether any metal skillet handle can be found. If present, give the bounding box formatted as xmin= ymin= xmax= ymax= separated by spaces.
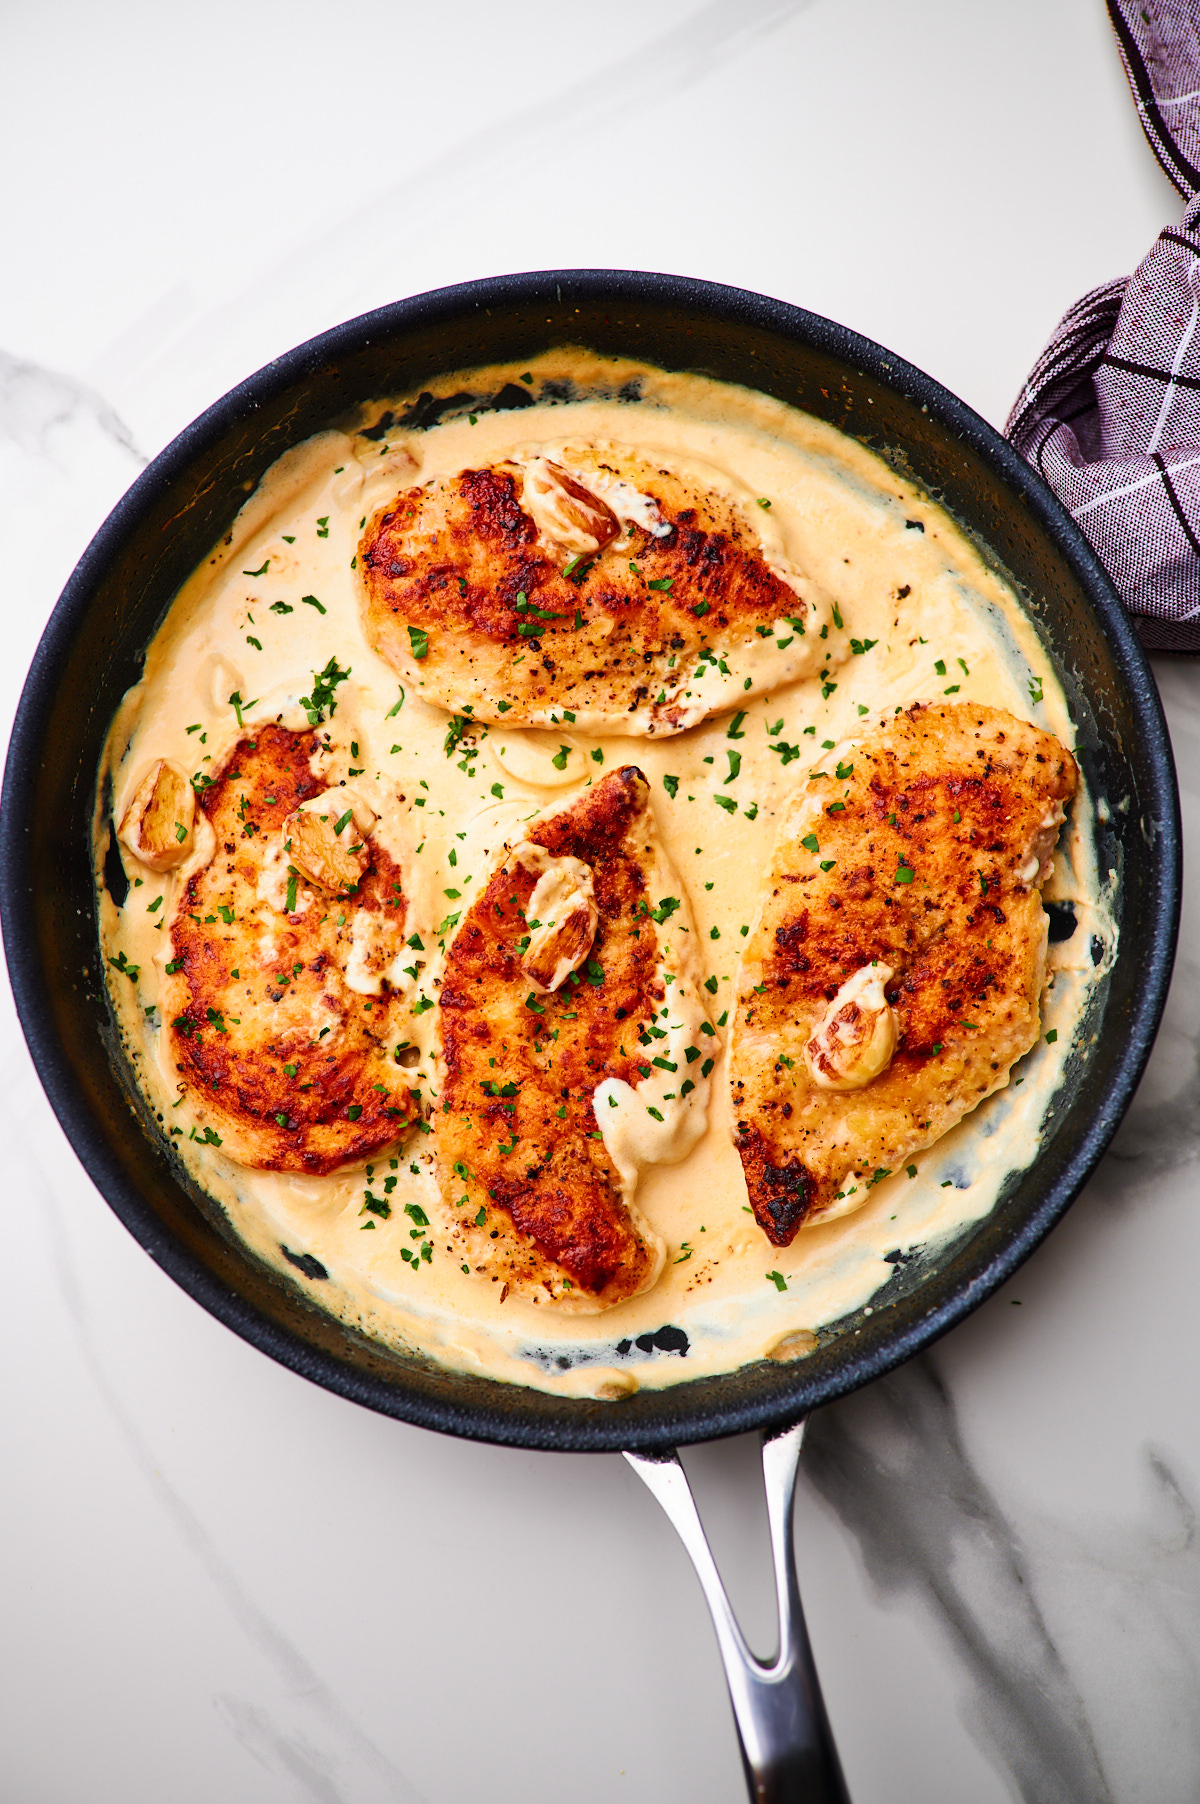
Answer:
xmin=624 ymin=1421 xmax=850 ymax=1804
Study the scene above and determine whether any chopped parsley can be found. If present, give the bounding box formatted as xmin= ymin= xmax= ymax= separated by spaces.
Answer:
xmin=299 ymin=656 xmax=350 ymax=725
xmin=444 ymin=715 xmax=474 ymax=758
xmin=228 ymin=690 xmax=258 ymax=728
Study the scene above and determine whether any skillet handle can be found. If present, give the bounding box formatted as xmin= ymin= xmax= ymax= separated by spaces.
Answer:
xmin=624 ymin=1421 xmax=850 ymax=1804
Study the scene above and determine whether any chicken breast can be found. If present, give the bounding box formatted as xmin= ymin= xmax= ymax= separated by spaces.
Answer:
xmin=436 ymin=766 xmax=712 ymax=1309
xmin=728 ymin=702 xmax=1078 ymax=1243
xmin=358 ymin=441 xmax=839 ymax=735
xmin=162 ymin=724 xmax=421 ymax=1173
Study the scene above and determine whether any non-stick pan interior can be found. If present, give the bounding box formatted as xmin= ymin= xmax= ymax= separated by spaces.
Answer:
xmin=0 ymin=271 xmax=1179 ymax=1452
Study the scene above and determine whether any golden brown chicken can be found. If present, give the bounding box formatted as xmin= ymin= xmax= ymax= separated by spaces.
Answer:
xmin=436 ymin=765 xmax=712 ymax=1308
xmin=728 ymin=702 xmax=1078 ymax=1243
xmin=358 ymin=442 xmax=837 ymax=735
xmin=162 ymin=724 xmax=420 ymax=1173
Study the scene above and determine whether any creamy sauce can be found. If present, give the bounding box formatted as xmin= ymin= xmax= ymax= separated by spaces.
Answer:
xmin=96 ymin=352 xmax=1114 ymax=1399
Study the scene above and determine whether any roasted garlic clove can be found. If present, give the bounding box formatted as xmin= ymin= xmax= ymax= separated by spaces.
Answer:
xmin=520 ymin=458 xmax=621 ymax=558
xmin=515 ymin=847 xmax=599 ymax=991
xmin=119 ymin=759 xmax=195 ymax=871
xmin=284 ymin=797 xmax=371 ymax=895
xmin=1017 ymin=800 xmax=1067 ymax=886
xmin=337 ymin=789 xmax=378 ymax=835
xmin=803 ymin=963 xmax=898 ymax=1091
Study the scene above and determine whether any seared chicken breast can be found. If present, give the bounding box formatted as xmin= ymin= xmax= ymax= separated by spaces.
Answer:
xmin=163 ymin=725 xmax=420 ymax=1173
xmin=358 ymin=441 xmax=838 ymax=735
xmin=728 ymin=702 xmax=1078 ymax=1243
xmin=436 ymin=766 xmax=711 ymax=1309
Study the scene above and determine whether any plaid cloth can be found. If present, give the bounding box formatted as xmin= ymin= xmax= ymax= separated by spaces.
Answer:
xmin=1006 ymin=0 xmax=1200 ymax=651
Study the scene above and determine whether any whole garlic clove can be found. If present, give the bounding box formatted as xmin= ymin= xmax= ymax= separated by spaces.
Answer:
xmin=335 ymin=789 xmax=378 ymax=836
xmin=284 ymin=797 xmax=371 ymax=895
xmin=520 ymin=459 xmax=621 ymax=559
xmin=515 ymin=847 xmax=599 ymax=991
xmin=119 ymin=759 xmax=195 ymax=871
xmin=803 ymin=963 xmax=898 ymax=1091
xmin=1016 ymin=800 xmax=1067 ymax=886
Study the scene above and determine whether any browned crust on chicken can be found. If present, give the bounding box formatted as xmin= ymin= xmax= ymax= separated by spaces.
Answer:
xmin=729 ymin=703 xmax=1078 ymax=1244
xmin=358 ymin=454 xmax=823 ymax=732
xmin=163 ymin=725 xmax=419 ymax=1173
xmin=437 ymin=767 xmax=668 ymax=1305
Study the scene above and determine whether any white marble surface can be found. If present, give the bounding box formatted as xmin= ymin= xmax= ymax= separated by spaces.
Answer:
xmin=1 ymin=2 xmax=1196 ymax=1799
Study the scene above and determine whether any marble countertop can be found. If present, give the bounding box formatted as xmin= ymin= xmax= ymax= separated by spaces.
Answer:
xmin=3 ymin=3 xmax=1197 ymax=1799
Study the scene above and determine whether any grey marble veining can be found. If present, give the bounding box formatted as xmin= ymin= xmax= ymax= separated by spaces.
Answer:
xmin=0 ymin=347 xmax=145 ymax=466
xmin=806 ymin=1362 xmax=1112 ymax=1804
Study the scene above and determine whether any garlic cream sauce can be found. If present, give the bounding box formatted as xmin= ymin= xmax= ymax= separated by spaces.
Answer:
xmin=97 ymin=352 xmax=1114 ymax=1399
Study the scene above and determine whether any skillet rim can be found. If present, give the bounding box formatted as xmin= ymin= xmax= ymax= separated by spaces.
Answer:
xmin=0 ymin=268 xmax=1181 ymax=1451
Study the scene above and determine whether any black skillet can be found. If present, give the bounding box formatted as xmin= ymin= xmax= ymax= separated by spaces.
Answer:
xmin=0 ymin=272 xmax=1179 ymax=1800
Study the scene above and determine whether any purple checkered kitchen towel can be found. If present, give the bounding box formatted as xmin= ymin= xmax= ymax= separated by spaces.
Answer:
xmin=1006 ymin=0 xmax=1200 ymax=651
